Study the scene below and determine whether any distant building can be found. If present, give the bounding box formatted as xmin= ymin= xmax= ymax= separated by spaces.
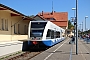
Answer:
xmin=0 ymin=4 xmax=33 ymax=42
xmin=33 ymin=15 xmax=46 ymax=21
xmin=66 ymin=29 xmax=74 ymax=37
xmin=37 ymin=11 xmax=68 ymax=29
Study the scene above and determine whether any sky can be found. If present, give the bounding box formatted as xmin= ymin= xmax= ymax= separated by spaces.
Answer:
xmin=0 ymin=0 xmax=90 ymax=31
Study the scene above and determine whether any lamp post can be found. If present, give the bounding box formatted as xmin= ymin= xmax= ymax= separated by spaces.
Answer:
xmin=85 ymin=16 xmax=88 ymax=31
xmin=76 ymin=0 xmax=78 ymax=55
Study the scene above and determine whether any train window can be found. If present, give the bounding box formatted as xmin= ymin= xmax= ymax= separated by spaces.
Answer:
xmin=46 ymin=29 xmax=51 ymax=37
xmin=54 ymin=31 xmax=57 ymax=38
xmin=31 ymin=22 xmax=47 ymax=28
xmin=51 ymin=30 xmax=54 ymax=39
xmin=56 ymin=31 xmax=60 ymax=38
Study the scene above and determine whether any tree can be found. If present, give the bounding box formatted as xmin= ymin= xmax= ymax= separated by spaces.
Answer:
xmin=68 ymin=20 xmax=74 ymax=30
xmin=28 ymin=15 xmax=35 ymax=18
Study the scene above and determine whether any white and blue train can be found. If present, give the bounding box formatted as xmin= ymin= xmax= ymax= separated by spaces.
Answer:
xmin=22 ymin=21 xmax=65 ymax=51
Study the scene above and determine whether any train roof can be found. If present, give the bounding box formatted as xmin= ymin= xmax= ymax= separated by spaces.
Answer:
xmin=30 ymin=21 xmax=48 ymax=22
xmin=30 ymin=21 xmax=65 ymax=30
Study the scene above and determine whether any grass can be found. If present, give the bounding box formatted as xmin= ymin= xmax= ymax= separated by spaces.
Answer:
xmin=0 ymin=51 xmax=22 ymax=60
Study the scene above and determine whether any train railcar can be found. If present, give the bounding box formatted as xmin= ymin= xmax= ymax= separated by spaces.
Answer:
xmin=22 ymin=21 xmax=65 ymax=51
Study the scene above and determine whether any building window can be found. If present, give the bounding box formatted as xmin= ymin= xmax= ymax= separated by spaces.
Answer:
xmin=2 ymin=19 xmax=4 ymax=30
xmin=67 ymin=31 xmax=70 ymax=34
xmin=14 ymin=24 xmax=17 ymax=34
xmin=5 ymin=19 xmax=8 ymax=31
xmin=24 ymin=25 xmax=26 ymax=34
xmin=0 ymin=18 xmax=1 ymax=30
xmin=5 ymin=19 xmax=7 ymax=30
xmin=0 ymin=18 xmax=8 ymax=31
xmin=18 ymin=24 xmax=20 ymax=34
xmin=24 ymin=25 xmax=28 ymax=34
xmin=27 ymin=26 xmax=28 ymax=34
xmin=50 ymin=18 xmax=55 ymax=20
xmin=46 ymin=18 xmax=50 ymax=20
xmin=6 ymin=19 xmax=8 ymax=31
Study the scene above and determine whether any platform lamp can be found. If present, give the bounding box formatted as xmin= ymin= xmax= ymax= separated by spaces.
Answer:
xmin=85 ymin=16 xmax=88 ymax=31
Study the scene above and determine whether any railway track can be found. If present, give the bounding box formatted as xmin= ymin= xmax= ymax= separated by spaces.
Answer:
xmin=0 ymin=50 xmax=43 ymax=60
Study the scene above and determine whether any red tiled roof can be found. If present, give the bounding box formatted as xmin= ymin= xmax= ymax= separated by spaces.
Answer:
xmin=38 ymin=11 xmax=68 ymax=27
xmin=38 ymin=12 xmax=68 ymax=21
xmin=51 ymin=21 xmax=68 ymax=27
xmin=53 ymin=12 xmax=68 ymax=21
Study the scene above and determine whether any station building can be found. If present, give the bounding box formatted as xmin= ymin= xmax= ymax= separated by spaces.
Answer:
xmin=0 ymin=4 xmax=33 ymax=42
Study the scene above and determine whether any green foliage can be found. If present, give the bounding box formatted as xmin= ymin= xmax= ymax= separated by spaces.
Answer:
xmin=28 ymin=15 xmax=35 ymax=18
xmin=68 ymin=20 xmax=74 ymax=29
xmin=79 ymin=29 xmax=90 ymax=35
xmin=83 ymin=30 xmax=90 ymax=34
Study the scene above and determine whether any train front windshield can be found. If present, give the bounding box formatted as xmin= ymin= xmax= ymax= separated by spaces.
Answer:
xmin=30 ymin=30 xmax=43 ymax=37
xmin=30 ymin=22 xmax=47 ymax=37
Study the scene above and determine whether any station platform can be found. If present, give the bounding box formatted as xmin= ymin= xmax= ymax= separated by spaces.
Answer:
xmin=0 ymin=41 xmax=23 ymax=57
xmin=30 ymin=37 xmax=90 ymax=60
